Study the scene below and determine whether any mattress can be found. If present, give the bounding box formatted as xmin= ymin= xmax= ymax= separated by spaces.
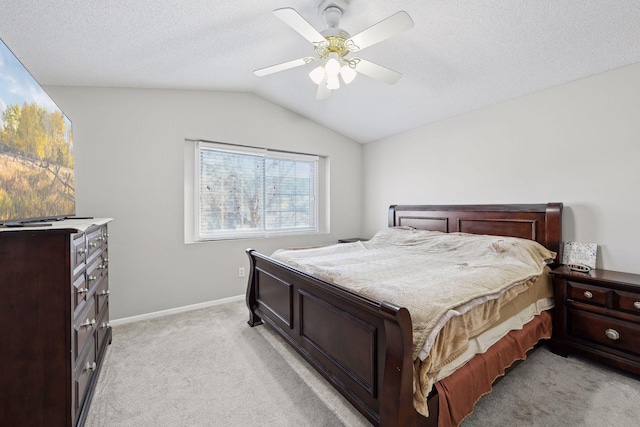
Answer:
xmin=271 ymin=227 xmax=556 ymax=363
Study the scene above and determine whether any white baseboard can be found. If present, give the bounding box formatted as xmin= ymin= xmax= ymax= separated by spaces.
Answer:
xmin=110 ymin=294 xmax=245 ymax=326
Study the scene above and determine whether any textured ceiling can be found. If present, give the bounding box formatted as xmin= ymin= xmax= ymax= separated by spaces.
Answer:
xmin=0 ymin=1 xmax=639 ymax=143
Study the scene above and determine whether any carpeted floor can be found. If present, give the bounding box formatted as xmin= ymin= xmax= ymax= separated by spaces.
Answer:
xmin=462 ymin=343 xmax=640 ymax=426
xmin=86 ymin=300 xmax=640 ymax=426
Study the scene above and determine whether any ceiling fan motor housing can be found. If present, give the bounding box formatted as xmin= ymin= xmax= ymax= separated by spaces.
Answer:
xmin=320 ymin=2 xmax=350 ymax=54
xmin=318 ymin=0 xmax=351 ymax=15
xmin=323 ymin=6 xmax=342 ymax=28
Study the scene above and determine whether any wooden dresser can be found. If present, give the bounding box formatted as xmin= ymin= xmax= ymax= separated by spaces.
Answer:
xmin=550 ymin=266 xmax=640 ymax=375
xmin=0 ymin=219 xmax=112 ymax=426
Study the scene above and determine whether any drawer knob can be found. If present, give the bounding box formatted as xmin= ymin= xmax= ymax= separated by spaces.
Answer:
xmin=101 ymin=322 xmax=111 ymax=329
xmin=99 ymin=290 xmax=110 ymax=296
xmin=77 ymin=248 xmax=86 ymax=255
xmin=634 ymin=302 xmax=640 ymax=310
xmin=81 ymin=318 xmax=96 ymax=329
xmin=604 ymin=328 xmax=620 ymax=340
xmin=583 ymin=291 xmax=593 ymax=299
xmin=85 ymin=361 xmax=97 ymax=373
xmin=88 ymin=275 xmax=98 ymax=282
xmin=77 ymin=287 xmax=89 ymax=294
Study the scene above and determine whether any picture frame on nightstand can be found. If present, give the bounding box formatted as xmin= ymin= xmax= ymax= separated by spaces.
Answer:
xmin=561 ymin=241 xmax=597 ymax=272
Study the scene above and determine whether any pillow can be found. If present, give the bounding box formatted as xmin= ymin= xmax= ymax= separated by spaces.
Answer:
xmin=367 ymin=226 xmax=444 ymax=246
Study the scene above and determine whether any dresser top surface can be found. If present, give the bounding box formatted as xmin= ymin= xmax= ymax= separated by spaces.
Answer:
xmin=0 ymin=218 xmax=112 ymax=234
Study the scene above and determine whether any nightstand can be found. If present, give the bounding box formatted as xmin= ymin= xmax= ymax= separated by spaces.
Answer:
xmin=338 ymin=238 xmax=368 ymax=243
xmin=550 ymin=266 xmax=640 ymax=375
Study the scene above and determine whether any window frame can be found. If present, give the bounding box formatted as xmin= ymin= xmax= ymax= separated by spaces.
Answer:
xmin=187 ymin=140 xmax=327 ymax=242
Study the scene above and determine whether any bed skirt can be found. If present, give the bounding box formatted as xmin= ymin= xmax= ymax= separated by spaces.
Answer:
xmin=434 ymin=310 xmax=552 ymax=427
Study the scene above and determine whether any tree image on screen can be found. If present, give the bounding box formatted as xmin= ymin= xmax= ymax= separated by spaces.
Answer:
xmin=0 ymin=38 xmax=75 ymax=222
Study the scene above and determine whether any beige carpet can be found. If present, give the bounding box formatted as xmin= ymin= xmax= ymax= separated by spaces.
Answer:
xmin=86 ymin=300 xmax=640 ymax=426
xmin=85 ymin=300 xmax=369 ymax=427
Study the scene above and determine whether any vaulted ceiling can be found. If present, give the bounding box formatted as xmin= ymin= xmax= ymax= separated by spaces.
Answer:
xmin=1 ymin=1 xmax=639 ymax=143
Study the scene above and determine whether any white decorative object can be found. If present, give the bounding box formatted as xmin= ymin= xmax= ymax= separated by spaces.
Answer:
xmin=562 ymin=242 xmax=597 ymax=270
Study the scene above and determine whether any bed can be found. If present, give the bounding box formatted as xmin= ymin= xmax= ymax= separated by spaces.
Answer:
xmin=245 ymin=203 xmax=562 ymax=426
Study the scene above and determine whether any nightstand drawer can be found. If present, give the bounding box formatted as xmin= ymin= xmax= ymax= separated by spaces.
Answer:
xmin=568 ymin=308 xmax=640 ymax=357
xmin=614 ymin=290 xmax=640 ymax=315
xmin=567 ymin=281 xmax=610 ymax=306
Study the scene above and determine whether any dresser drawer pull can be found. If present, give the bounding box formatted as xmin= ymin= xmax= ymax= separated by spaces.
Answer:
xmin=81 ymin=318 xmax=96 ymax=329
xmin=87 ymin=275 xmax=98 ymax=282
xmin=101 ymin=322 xmax=111 ymax=330
xmin=634 ymin=302 xmax=640 ymax=310
xmin=84 ymin=361 xmax=97 ymax=373
xmin=89 ymin=242 xmax=98 ymax=249
xmin=583 ymin=291 xmax=593 ymax=299
xmin=604 ymin=329 xmax=620 ymax=340
xmin=99 ymin=290 xmax=110 ymax=296
xmin=77 ymin=287 xmax=89 ymax=294
xmin=77 ymin=248 xmax=87 ymax=255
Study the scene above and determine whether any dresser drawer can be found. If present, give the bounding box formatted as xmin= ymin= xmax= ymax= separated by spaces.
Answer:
xmin=86 ymin=227 xmax=104 ymax=262
xmin=101 ymin=248 xmax=109 ymax=274
xmin=568 ymin=308 xmax=640 ymax=357
xmin=567 ymin=281 xmax=610 ymax=307
xmin=72 ymin=273 xmax=89 ymax=315
xmin=73 ymin=334 xmax=97 ymax=421
xmin=73 ymin=297 xmax=96 ymax=361
xmin=71 ymin=232 xmax=87 ymax=278
xmin=97 ymin=304 xmax=111 ymax=354
xmin=614 ymin=290 xmax=640 ymax=315
xmin=95 ymin=277 xmax=110 ymax=319
xmin=86 ymin=257 xmax=104 ymax=292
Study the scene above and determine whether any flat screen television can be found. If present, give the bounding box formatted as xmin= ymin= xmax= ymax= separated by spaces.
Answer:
xmin=0 ymin=37 xmax=75 ymax=226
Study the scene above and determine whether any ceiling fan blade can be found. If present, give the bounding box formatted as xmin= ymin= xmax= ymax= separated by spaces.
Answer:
xmin=254 ymin=57 xmax=317 ymax=76
xmin=316 ymin=80 xmax=332 ymax=100
xmin=346 ymin=11 xmax=414 ymax=52
xmin=273 ymin=8 xmax=327 ymax=45
xmin=351 ymin=58 xmax=402 ymax=85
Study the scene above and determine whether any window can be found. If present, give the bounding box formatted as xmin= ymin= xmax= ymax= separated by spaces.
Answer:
xmin=188 ymin=141 xmax=325 ymax=241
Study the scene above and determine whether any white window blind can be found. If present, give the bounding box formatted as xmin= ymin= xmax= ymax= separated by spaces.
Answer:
xmin=195 ymin=141 xmax=318 ymax=240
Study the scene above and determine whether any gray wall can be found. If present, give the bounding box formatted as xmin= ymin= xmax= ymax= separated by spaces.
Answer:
xmin=363 ymin=63 xmax=640 ymax=274
xmin=46 ymin=87 xmax=363 ymax=320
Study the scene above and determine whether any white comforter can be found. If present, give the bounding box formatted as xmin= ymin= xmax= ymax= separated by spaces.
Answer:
xmin=271 ymin=227 xmax=556 ymax=360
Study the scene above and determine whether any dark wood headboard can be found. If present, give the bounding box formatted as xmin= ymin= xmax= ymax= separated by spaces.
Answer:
xmin=388 ymin=203 xmax=563 ymax=263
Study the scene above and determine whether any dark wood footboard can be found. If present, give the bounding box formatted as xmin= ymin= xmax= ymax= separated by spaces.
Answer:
xmin=246 ymin=249 xmax=430 ymax=427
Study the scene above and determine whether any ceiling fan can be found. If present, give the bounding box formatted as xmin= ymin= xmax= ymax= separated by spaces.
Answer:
xmin=253 ymin=1 xmax=414 ymax=100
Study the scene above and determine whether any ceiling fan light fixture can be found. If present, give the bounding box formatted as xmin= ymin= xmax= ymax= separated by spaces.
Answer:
xmin=340 ymin=64 xmax=357 ymax=84
xmin=309 ymin=65 xmax=325 ymax=85
xmin=326 ymin=72 xmax=340 ymax=90
xmin=308 ymin=53 xmax=342 ymax=90
xmin=324 ymin=54 xmax=341 ymax=75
